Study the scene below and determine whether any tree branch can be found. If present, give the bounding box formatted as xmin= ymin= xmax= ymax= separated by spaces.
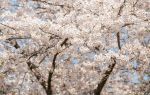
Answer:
xmin=94 ymin=57 xmax=117 ymax=95
xmin=46 ymin=52 xmax=59 ymax=95
xmin=117 ymin=0 xmax=126 ymax=16
xmin=133 ymin=0 xmax=139 ymax=7
xmin=117 ymin=32 xmax=121 ymax=50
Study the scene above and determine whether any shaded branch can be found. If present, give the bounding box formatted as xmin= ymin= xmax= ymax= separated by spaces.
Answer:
xmin=60 ymin=38 xmax=68 ymax=47
xmin=38 ymin=54 xmax=47 ymax=64
xmin=117 ymin=32 xmax=121 ymax=50
xmin=26 ymin=60 xmax=47 ymax=91
xmin=25 ymin=47 xmax=48 ymax=91
xmin=94 ymin=57 xmax=117 ymax=95
xmin=46 ymin=52 xmax=59 ymax=95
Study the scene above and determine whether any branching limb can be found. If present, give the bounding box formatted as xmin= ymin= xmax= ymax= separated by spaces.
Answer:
xmin=46 ymin=38 xmax=71 ymax=95
xmin=25 ymin=48 xmax=48 ymax=91
xmin=24 ymin=36 xmax=71 ymax=95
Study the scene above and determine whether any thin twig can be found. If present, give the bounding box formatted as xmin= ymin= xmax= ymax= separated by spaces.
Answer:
xmin=32 ymin=0 xmax=64 ymax=8
xmin=0 ymin=23 xmax=16 ymax=31
xmin=117 ymin=0 xmax=126 ymax=16
xmin=20 ymin=72 xmax=27 ymax=88
xmin=39 ymin=27 xmax=62 ymax=39
xmin=38 ymin=54 xmax=47 ymax=64
xmin=133 ymin=0 xmax=139 ymax=7
xmin=6 ymin=37 xmax=31 ymax=41
xmin=122 ymin=23 xmax=134 ymax=27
